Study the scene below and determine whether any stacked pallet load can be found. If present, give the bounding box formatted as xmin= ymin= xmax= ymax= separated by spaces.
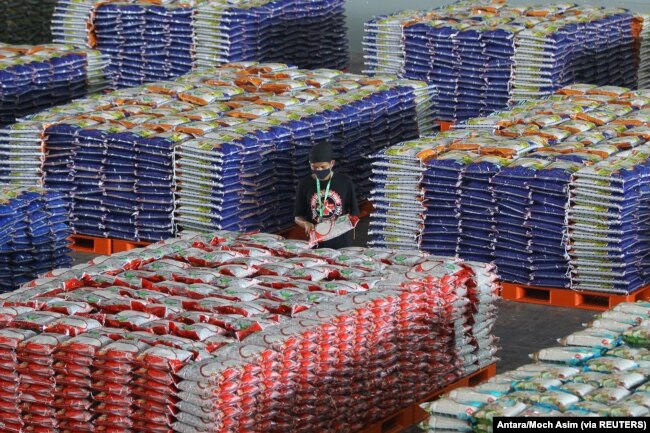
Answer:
xmin=1 ymin=62 xmax=435 ymax=241
xmin=0 ymin=0 xmax=57 ymax=44
xmin=52 ymin=0 xmax=349 ymax=88
xmin=370 ymin=83 xmax=650 ymax=293
xmin=638 ymin=15 xmax=650 ymax=90
xmin=0 ymin=185 xmax=71 ymax=292
xmin=364 ymin=2 xmax=638 ymax=123
xmin=363 ymin=9 xmax=432 ymax=76
xmin=420 ymin=301 xmax=650 ymax=429
xmin=0 ymin=44 xmax=110 ymax=125
xmin=0 ymin=230 xmax=499 ymax=433
xmin=510 ymin=6 xmax=635 ymax=102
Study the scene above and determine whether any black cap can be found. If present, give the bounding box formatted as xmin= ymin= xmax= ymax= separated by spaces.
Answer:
xmin=309 ymin=142 xmax=333 ymax=163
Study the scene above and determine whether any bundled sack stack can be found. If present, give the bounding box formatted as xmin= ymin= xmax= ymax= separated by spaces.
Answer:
xmin=0 ymin=62 xmax=434 ymax=242
xmin=402 ymin=13 xmax=517 ymax=122
xmin=568 ymin=150 xmax=650 ymax=293
xmin=364 ymin=2 xmax=639 ymax=123
xmin=362 ymin=0 xmax=496 ymax=77
xmin=448 ymin=260 xmax=501 ymax=378
xmin=174 ymin=74 xmax=433 ymax=236
xmin=371 ymin=83 xmax=650 ymax=293
xmin=52 ymin=0 xmax=349 ymax=88
xmin=368 ymin=138 xmax=436 ymax=250
xmin=0 ymin=0 xmax=57 ymax=44
xmin=510 ymin=6 xmax=635 ymax=102
xmin=0 ymin=44 xmax=110 ymax=126
xmin=492 ymin=158 xmax=582 ymax=289
xmin=638 ymin=15 xmax=650 ymax=89
xmin=0 ymin=230 xmax=499 ymax=433
xmin=193 ymin=0 xmax=348 ymax=71
xmin=420 ymin=301 xmax=650 ymax=430
xmin=50 ymin=1 xmax=197 ymax=89
xmin=0 ymin=185 xmax=71 ymax=293
xmin=363 ymin=9 xmax=433 ymax=76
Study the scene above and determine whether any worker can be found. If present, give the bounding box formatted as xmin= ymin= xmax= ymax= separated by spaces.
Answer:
xmin=294 ymin=142 xmax=360 ymax=249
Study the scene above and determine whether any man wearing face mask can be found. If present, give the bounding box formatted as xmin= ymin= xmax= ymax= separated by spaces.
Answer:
xmin=294 ymin=142 xmax=360 ymax=249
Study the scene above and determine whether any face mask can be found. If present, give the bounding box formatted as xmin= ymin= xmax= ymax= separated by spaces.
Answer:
xmin=312 ymin=167 xmax=331 ymax=181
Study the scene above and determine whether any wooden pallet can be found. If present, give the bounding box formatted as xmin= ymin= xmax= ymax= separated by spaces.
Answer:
xmin=69 ymin=235 xmax=153 ymax=255
xmin=357 ymin=363 xmax=496 ymax=433
xmin=501 ymin=282 xmax=650 ymax=311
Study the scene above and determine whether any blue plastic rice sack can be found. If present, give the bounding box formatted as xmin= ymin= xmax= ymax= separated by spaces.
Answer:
xmin=55 ymin=0 xmax=348 ymax=88
xmin=0 ymin=45 xmax=110 ymax=125
xmin=0 ymin=185 xmax=72 ymax=292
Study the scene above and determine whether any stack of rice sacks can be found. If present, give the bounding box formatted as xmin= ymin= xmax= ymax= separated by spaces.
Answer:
xmin=423 ymin=149 xmax=472 ymax=259
xmin=0 ymin=44 xmax=110 ymax=126
xmin=448 ymin=260 xmax=501 ymax=378
xmin=368 ymin=138 xmax=438 ymax=250
xmin=363 ymin=0 xmax=497 ymax=77
xmin=0 ymin=120 xmax=48 ymax=186
xmin=364 ymin=3 xmax=639 ymax=123
xmin=0 ymin=0 xmax=57 ymax=44
xmin=92 ymin=3 xmax=194 ymax=88
xmin=404 ymin=15 xmax=518 ymax=122
xmin=173 ymin=72 xmax=431 ymax=235
xmin=491 ymin=157 xmax=575 ymax=288
xmin=638 ymin=15 xmax=650 ymax=92
xmin=510 ymin=7 xmax=636 ymax=102
xmin=363 ymin=9 xmax=433 ymax=76
xmin=568 ymin=150 xmax=650 ymax=293
xmin=193 ymin=0 xmax=348 ymax=70
xmin=52 ymin=0 xmax=349 ymax=88
xmin=420 ymin=301 xmax=650 ymax=430
xmin=371 ymin=83 xmax=650 ymax=293
xmin=0 ymin=185 xmax=72 ymax=293
xmin=0 ymin=229 xmax=499 ymax=433
xmin=0 ymin=63 xmax=434 ymax=242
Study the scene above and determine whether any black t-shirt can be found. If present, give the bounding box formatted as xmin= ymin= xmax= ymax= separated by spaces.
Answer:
xmin=294 ymin=173 xmax=360 ymax=249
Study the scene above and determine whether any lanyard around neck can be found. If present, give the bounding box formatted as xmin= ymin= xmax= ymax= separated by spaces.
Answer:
xmin=315 ymin=174 xmax=333 ymax=220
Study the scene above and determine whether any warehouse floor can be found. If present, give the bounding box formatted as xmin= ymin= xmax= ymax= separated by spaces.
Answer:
xmin=70 ymin=214 xmax=598 ymax=432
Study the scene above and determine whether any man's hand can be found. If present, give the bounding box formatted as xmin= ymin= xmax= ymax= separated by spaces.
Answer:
xmin=295 ymin=217 xmax=315 ymax=237
xmin=303 ymin=222 xmax=315 ymax=235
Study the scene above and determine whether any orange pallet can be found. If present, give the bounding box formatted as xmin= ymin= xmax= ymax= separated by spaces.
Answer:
xmin=69 ymin=235 xmax=156 ymax=255
xmin=359 ymin=406 xmax=415 ymax=433
xmin=501 ymin=282 xmax=650 ymax=311
xmin=411 ymin=364 xmax=497 ymax=427
xmin=112 ymin=239 xmax=153 ymax=253
xmin=69 ymin=234 xmax=112 ymax=255
xmin=357 ymin=363 xmax=496 ymax=433
xmin=438 ymin=121 xmax=455 ymax=131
